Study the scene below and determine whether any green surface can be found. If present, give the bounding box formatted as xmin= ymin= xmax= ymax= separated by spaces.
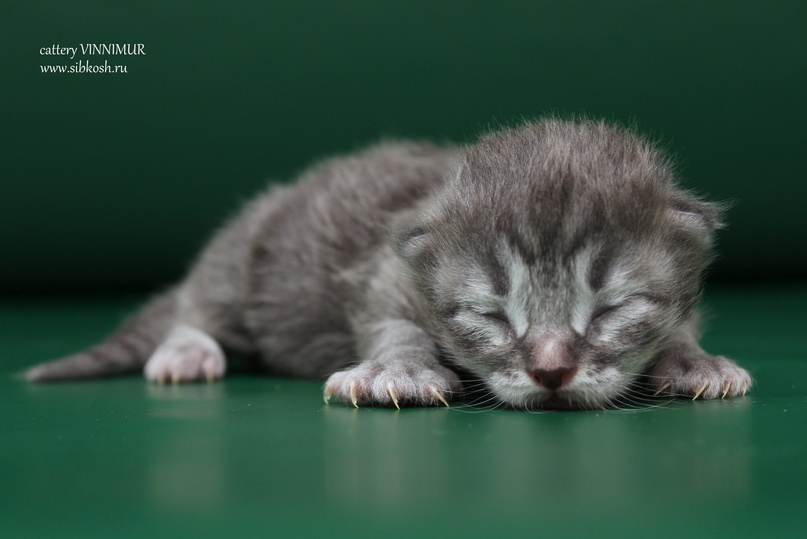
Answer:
xmin=2 ymin=285 xmax=806 ymax=538
xmin=3 ymin=1 xmax=807 ymax=293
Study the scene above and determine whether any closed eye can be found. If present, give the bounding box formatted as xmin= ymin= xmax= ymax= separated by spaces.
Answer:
xmin=590 ymin=304 xmax=619 ymax=322
xmin=590 ymin=294 xmax=663 ymax=324
xmin=480 ymin=310 xmax=511 ymax=327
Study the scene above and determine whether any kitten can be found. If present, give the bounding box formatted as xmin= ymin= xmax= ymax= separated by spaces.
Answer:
xmin=25 ymin=119 xmax=752 ymax=410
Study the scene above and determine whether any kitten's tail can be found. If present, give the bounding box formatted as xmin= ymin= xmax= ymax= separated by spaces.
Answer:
xmin=24 ymin=290 xmax=178 ymax=382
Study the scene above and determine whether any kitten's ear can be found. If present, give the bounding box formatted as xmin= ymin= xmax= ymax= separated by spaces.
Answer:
xmin=667 ymin=193 xmax=726 ymax=246
xmin=390 ymin=209 xmax=437 ymax=268
xmin=394 ymin=224 xmax=432 ymax=261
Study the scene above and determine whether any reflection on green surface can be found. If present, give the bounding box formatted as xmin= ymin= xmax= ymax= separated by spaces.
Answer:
xmin=2 ymin=285 xmax=806 ymax=538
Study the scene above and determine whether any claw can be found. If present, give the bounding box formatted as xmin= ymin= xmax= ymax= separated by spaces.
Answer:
xmin=721 ymin=382 xmax=731 ymax=399
xmin=431 ymin=386 xmax=450 ymax=408
xmin=387 ymin=383 xmax=400 ymax=410
xmin=156 ymin=374 xmax=166 ymax=385
xmin=349 ymin=381 xmax=359 ymax=408
xmin=171 ymin=373 xmax=181 ymax=385
xmin=692 ymin=384 xmax=707 ymax=400
xmin=323 ymin=387 xmax=332 ymax=405
xmin=742 ymin=383 xmax=748 ymax=397
xmin=206 ymin=371 xmax=216 ymax=384
xmin=654 ymin=382 xmax=671 ymax=397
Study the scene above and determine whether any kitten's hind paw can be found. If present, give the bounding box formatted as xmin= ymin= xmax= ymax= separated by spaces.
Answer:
xmin=144 ymin=325 xmax=226 ymax=384
xmin=646 ymin=351 xmax=752 ymax=401
xmin=323 ymin=360 xmax=461 ymax=408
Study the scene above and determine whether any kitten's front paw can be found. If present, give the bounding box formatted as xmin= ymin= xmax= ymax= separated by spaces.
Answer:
xmin=647 ymin=350 xmax=752 ymax=400
xmin=144 ymin=325 xmax=226 ymax=384
xmin=323 ymin=360 xmax=462 ymax=408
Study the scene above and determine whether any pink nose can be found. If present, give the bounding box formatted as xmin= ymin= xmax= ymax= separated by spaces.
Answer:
xmin=529 ymin=366 xmax=577 ymax=390
xmin=527 ymin=334 xmax=577 ymax=390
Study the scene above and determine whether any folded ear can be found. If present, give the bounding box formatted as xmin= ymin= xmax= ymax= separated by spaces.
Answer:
xmin=394 ymin=223 xmax=432 ymax=261
xmin=667 ymin=192 xmax=726 ymax=246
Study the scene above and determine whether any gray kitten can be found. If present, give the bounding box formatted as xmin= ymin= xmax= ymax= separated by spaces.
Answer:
xmin=25 ymin=119 xmax=752 ymax=410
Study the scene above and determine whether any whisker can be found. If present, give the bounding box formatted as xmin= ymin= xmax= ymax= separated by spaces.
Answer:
xmin=436 ymin=357 xmax=698 ymax=413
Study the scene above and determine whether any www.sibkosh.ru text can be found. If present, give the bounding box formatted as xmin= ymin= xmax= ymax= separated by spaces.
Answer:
xmin=41 ymin=61 xmax=128 ymax=74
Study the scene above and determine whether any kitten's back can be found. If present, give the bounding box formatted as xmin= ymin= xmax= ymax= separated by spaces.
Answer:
xmin=239 ymin=141 xmax=459 ymax=376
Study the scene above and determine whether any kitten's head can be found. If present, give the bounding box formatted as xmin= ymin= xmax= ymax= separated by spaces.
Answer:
xmin=396 ymin=119 xmax=723 ymax=409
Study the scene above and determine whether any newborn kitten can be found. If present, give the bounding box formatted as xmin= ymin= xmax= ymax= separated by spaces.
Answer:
xmin=25 ymin=119 xmax=752 ymax=409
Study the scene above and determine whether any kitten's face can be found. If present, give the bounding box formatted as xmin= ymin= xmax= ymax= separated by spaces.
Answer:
xmin=422 ymin=233 xmax=697 ymax=409
xmin=397 ymin=120 xmax=719 ymax=409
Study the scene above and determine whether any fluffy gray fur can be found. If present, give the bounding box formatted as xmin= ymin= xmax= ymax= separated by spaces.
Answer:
xmin=25 ymin=119 xmax=752 ymax=409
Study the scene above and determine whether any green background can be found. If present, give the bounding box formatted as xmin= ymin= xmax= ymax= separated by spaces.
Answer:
xmin=2 ymin=0 xmax=806 ymax=294
xmin=3 ymin=2 xmax=807 ymax=538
